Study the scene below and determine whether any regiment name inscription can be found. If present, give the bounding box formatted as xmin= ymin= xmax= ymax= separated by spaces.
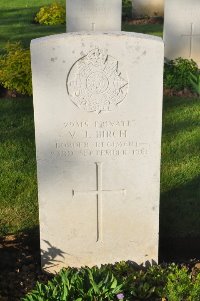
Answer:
xmin=51 ymin=118 xmax=150 ymax=160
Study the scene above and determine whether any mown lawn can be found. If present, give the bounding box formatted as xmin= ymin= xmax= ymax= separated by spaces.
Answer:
xmin=0 ymin=98 xmax=38 ymax=235
xmin=0 ymin=97 xmax=199 ymax=239
xmin=123 ymin=23 xmax=163 ymax=37
xmin=0 ymin=0 xmax=198 ymax=244
xmin=0 ymin=0 xmax=66 ymax=52
xmin=0 ymin=0 xmax=163 ymax=53
xmin=160 ymin=97 xmax=200 ymax=239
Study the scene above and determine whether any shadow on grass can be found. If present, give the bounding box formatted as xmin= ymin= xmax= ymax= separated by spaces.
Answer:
xmin=0 ymin=227 xmax=40 ymax=269
xmin=0 ymin=227 xmax=54 ymax=300
xmin=163 ymin=97 xmax=200 ymax=136
xmin=0 ymin=97 xmax=35 ymax=141
xmin=159 ymin=175 xmax=200 ymax=262
xmin=0 ymin=6 xmax=163 ymax=52
xmin=1 ymin=97 xmax=200 ymax=264
xmin=0 ymin=6 xmax=65 ymax=51
xmin=0 ymin=227 xmax=65 ymax=273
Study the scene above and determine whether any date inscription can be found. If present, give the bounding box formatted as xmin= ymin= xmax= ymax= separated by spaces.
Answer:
xmin=51 ymin=119 xmax=150 ymax=160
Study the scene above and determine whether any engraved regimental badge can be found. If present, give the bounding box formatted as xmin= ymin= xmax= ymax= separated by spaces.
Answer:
xmin=67 ymin=48 xmax=128 ymax=113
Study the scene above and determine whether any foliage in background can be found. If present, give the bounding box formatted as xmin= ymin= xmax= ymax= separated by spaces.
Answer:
xmin=22 ymin=262 xmax=200 ymax=301
xmin=0 ymin=0 xmax=66 ymax=52
xmin=0 ymin=42 xmax=32 ymax=95
xmin=35 ymin=2 xmax=65 ymax=25
xmin=189 ymin=71 xmax=200 ymax=95
xmin=122 ymin=0 xmax=132 ymax=19
xmin=164 ymin=57 xmax=198 ymax=91
xmin=34 ymin=0 xmax=131 ymax=25
xmin=122 ymin=0 xmax=132 ymax=6
xmin=0 ymin=0 xmax=162 ymax=53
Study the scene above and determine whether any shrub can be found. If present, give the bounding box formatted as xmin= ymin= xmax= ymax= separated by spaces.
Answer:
xmin=189 ymin=70 xmax=200 ymax=95
xmin=164 ymin=265 xmax=192 ymax=301
xmin=0 ymin=42 xmax=32 ymax=96
xmin=164 ymin=57 xmax=198 ymax=91
xmin=122 ymin=265 xmax=167 ymax=300
xmin=34 ymin=2 xmax=65 ymax=25
xmin=122 ymin=0 xmax=132 ymax=7
xmin=23 ymin=266 xmax=123 ymax=301
xmin=122 ymin=0 xmax=132 ymax=19
xmin=22 ymin=263 xmax=200 ymax=301
xmin=190 ymin=272 xmax=200 ymax=301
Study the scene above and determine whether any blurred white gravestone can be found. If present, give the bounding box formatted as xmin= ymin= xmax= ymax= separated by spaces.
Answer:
xmin=31 ymin=1 xmax=164 ymax=273
xmin=132 ymin=0 xmax=164 ymax=17
xmin=67 ymin=0 xmax=122 ymax=32
xmin=164 ymin=0 xmax=200 ymax=66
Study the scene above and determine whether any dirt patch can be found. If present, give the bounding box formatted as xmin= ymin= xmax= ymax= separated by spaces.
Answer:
xmin=0 ymin=231 xmax=52 ymax=301
xmin=127 ymin=17 xmax=164 ymax=25
xmin=164 ymin=88 xmax=199 ymax=98
xmin=1 ymin=231 xmax=200 ymax=300
xmin=159 ymin=237 xmax=200 ymax=263
xmin=0 ymin=86 xmax=23 ymax=99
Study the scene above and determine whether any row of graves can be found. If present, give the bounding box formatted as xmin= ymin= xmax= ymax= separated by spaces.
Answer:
xmin=31 ymin=0 xmax=200 ymax=272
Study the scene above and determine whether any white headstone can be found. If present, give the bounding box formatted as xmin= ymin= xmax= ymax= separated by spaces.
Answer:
xmin=132 ymin=0 xmax=164 ymax=17
xmin=66 ymin=0 xmax=122 ymax=32
xmin=164 ymin=0 xmax=200 ymax=66
xmin=31 ymin=32 xmax=163 ymax=273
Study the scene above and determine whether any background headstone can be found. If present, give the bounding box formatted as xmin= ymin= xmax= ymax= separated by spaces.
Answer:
xmin=67 ymin=0 xmax=122 ymax=32
xmin=31 ymin=32 xmax=164 ymax=273
xmin=132 ymin=0 xmax=164 ymax=17
xmin=164 ymin=0 xmax=200 ymax=66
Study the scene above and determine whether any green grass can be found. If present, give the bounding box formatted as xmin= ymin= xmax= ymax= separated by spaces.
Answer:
xmin=0 ymin=0 xmax=163 ymax=53
xmin=0 ymin=97 xmax=199 ymax=238
xmin=160 ymin=97 xmax=200 ymax=238
xmin=123 ymin=23 xmax=163 ymax=37
xmin=0 ymin=0 xmax=66 ymax=52
xmin=0 ymin=0 xmax=195 ymax=240
xmin=0 ymin=98 xmax=38 ymax=235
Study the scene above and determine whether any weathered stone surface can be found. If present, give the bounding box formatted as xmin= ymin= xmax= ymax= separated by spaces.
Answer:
xmin=164 ymin=0 xmax=200 ymax=66
xmin=31 ymin=32 xmax=163 ymax=273
xmin=132 ymin=0 xmax=164 ymax=17
xmin=67 ymin=0 xmax=122 ymax=32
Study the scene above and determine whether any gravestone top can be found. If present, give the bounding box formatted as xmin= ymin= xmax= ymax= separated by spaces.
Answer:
xmin=66 ymin=0 xmax=122 ymax=32
xmin=31 ymin=31 xmax=162 ymax=44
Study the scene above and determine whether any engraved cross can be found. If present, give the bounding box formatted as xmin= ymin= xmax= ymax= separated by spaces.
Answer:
xmin=72 ymin=162 xmax=126 ymax=242
xmin=181 ymin=23 xmax=200 ymax=57
xmin=91 ymin=22 xmax=96 ymax=31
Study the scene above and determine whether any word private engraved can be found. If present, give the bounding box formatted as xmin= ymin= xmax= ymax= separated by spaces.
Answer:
xmin=67 ymin=48 xmax=129 ymax=113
